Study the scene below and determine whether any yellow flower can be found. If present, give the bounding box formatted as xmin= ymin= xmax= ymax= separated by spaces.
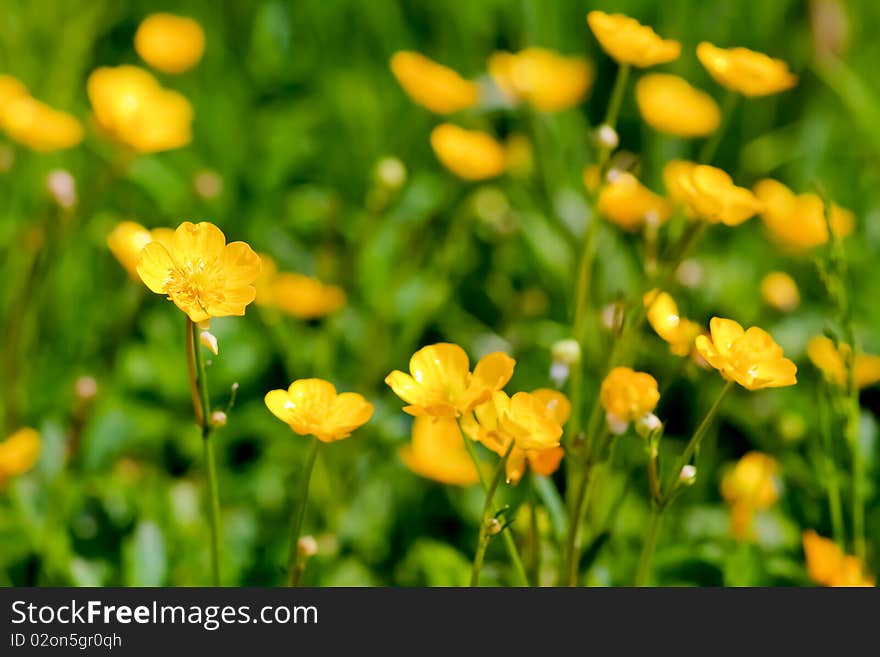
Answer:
xmin=87 ymin=66 xmax=193 ymax=153
xmin=135 ymin=13 xmax=205 ymax=74
xmin=695 ymin=317 xmax=797 ymax=390
xmin=107 ymin=221 xmax=174 ymax=279
xmin=597 ymin=172 xmax=671 ymax=231
xmin=254 ymin=254 xmax=346 ymax=319
xmin=760 ymin=271 xmax=800 ymax=312
xmin=430 ymin=124 xmax=506 ymax=180
xmin=697 ymin=42 xmax=797 ymax=97
xmin=390 ymin=51 xmax=479 ymax=114
xmin=806 ymin=336 xmax=880 ymax=389
xmin=600 ymin=367 xmax=659 ymax=432
xmin=753 ymin=179 xmax=854 ymax=251
xmin=720 ymin=451 xmax=779 ymax=541
xmin=586 ymin=11 xmax=680 ymax=68
xmin=672 ymin=163 xmax=762 ymax=226
xmin=0 ymin=427 xmax=40 ymax=482
xmin=643 ymin=290 xmax=702 ymax=356
xmin=635 ymin=73 xmax=720 ymax=137
xmin=385 ymin=343 xmax=514 ymax=418
xmin=400 ymin=417 xmax=481 ymax=486
xmin=265 ymin=378 xmax=373 ymax=443
xmin=582 ymin=164 xmax=601 ymax=194
xmin=1 ymin=95 xmax=82 ymax=151
xmin=803 ymin=531 xmax=875 ymax=587
xmin=137 ymin=221 xmax=261 ymax=323
xmin=0 ymin=75 xmax=29 ymax=107
xmin=488 ymin=47 xmax=594 ymax=112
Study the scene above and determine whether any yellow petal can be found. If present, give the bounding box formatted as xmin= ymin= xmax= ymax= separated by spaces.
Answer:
xmin=135 ymin=13 xmax=205 ymax=75
xmin=709 ymin=317 xmax=745 ymax=357
xmin=172 ymin=221 xmax=226 ymax=264
xmin=264 ymin=389 xmax=296 ymax=425
xmin=636 ymin=73 xmax=720 ymax=137
xmin=136 ymin=241 xmax=175 ymax=293
xmin=530 ymin=388 xmax=571 ymax=425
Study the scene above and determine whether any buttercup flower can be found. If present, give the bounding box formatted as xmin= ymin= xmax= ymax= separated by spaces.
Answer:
xmin=753 ymin=179 xmax=854 ymax=251
xmin=1 ymin=95 xmax=82 ymax=151
xmin=597 ymin=172 xmax=671 ymax=231
xmin=662 ymin=159 xmax=697 ymax=213
xmin=760 ymin=271 xmax=800 ymax=312
xmin=600 ymin=367 xmax=660 ymax=434
xmin=255 ymin=254 xmax=345 ymax=319
xmin=390 ymin=51 xmax=479 ymax=114
xmin=107 ymin=221 xmax=174 ymax=279
xmin=488 ymin=47 xmax=594 ymax=112
xmin=635 ymin=73 xmax=720 ymax=137
xmin=265 ymin=378 xmax=373 ymax=443
xmin=697 ymin=42 xmax=797 ymax=97
xmin=88 ymin=66 xmax=193 ymax=152
xmin=430 ymin=124 xmax=506 ymax=180
xmin=695 ymin=317 xmax=797 ymax=390
xmin=803 ymin=531 xmax=874 ymax=587
xmin=586 ymin=11 xmax=680 ymax=67
xmin=720 ymin=452 xmax=779 ymax=541
xmin=401 ymin=417 xmax=481 ymax=486
xmin=672 ymin=163 xmax=762 ymax=226
xmin=137 ymin=221 xmax=261 ymax=323
xmin=643 ymin=290 xmax=702 ymax=356
xmin=135 ymin=13 xmax=205 ymax=74
xmin=385 ymin=343 xmax=514 ymax=417
xmin=0 ymin=75 xmax=29 ymax=107
xmin=0 ymin=427 xmax=40 ymax=483
xmin=806 ymin=336 xmax=880 ymax=389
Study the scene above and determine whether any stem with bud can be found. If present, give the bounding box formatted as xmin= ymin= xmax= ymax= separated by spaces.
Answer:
xmin=288 ymin=436 xmax=321 ymax=586
xmin=470 ymin=441 xmax=515 ymax=587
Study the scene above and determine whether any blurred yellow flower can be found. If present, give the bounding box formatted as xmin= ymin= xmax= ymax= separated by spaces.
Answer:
xmin=386 ymin=343 xmax=514 ymax=418
xmin=697 ymin=42 xmax=797 ymax=97
xmin=600 ymin=367 xmax=659 ymax=432
xmin=401 ymin=417 xmax=481 ymax=486
xmin=265 ymin=378 xmax=373 ymax=443
xmin=807 ymin=336 xmax=880 ymax=389
xmin=107 ymin=221 xmax=174 ymax=279
xmin=753 ymin=179 xmax=854 ymax=251
xmin=0 ymin=75 xmax=29 ymax=107
xmin=586 ymin=11 xmax=680 ymax=68
xmin=87 ymin=66 xmax=193 ymax=153
xmin=696 ymin=317 xmax=797 ymax=390
xmin=803 ymin=530 xmax=875 ymax=587
xmin=597 ymin=172 xmax=671 ymax=231
xmin=255 ymin=254 xmax=346 ymax=319
xmin=643 ymin=290 xmax=702 ymax=356
xmin=672 ymin=163 xmax=762 ymax=226
xmin=760 ymin=271 xmax=800 ymax=312
xmin=662 ymin=159 xmax=697 ymax=213
xmin=720 ymin=451 xmax=779 ymax=541
xmin=582 ymin=164 xmax=601 ymax=194
xmin=135 ymin=13 xmax=205 ymax=74
xmin=504 ymin=133 xmax=533 ymax=178
xmin=0 ymin=427 xmax=40 ymax=482
xmin=390 ymin=51 xmax=479 ymax=114
xmin=137 ymin=221 xmax=261 ymax=323
xmin=635 ymin=73 xmax=720 ymax=137
xmin=430 ymin=124 xmax=506 ymax=180
xmin=488 ymin=47 xmax=594 ymax=112
xmin=1 ymin=95 xmax=82 ymax=151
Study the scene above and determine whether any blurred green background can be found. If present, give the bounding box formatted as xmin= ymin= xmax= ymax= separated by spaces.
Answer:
xmin=1 ymin=0 xmax=879 ymax=586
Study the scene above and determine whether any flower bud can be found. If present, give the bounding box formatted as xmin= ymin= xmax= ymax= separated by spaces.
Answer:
xmin=46 ymin=169 xmax=76 ymax=209
xmin=606 ymin=413 xmax=629 ymax=436
xmin=635 ymin=413 xmax=662 ymax=439
xmin=680 ymin=464 xmax=697 ymax=486
xmin=676 ymin=259 xmax=703 ymax=288
xmin=596 ymin=124 xmax=619 ymax=150
xmin=210 ymin=410 xmax=227 ymax=428
xmin=194 ymin=169 xmax=223 ymax=200
xmin=549 ymin=362 xmax=570 ymax=388
xmin=375 ymin=156 xmax=407 ymax=190
xmin=601 ymin=303 xmax=625 ymax=332
xmin=199 ymin=330 xmax=219 ymax=356
xmin=298 ymin=535 xmax=318 ymax=558
xmin=552 ymin=338 xmax=581 ymax=366
xmin=486 ymin=518 xmax=503 ymax=536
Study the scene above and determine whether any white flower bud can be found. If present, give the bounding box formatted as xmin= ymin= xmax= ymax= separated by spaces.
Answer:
xmin=298 ymin=535 xmax=318 ymax=558
xmin=550 ymin=362 xmax=570 ymax=388
xmin=552 ymin=338 xmax=581 ymax=366
xmin=486 ymin=518 xmax=503 ymax=536
xmin=75 ymin=375 xmax=98 ymax=401
xmin=199 ymin=330 xmax=219 ymax=356
xmin=47 ymin=169 xmax=76 ymax=209
xmin=194 ymin=169 xmax=223 ymax=200
xmin=601 ymin=303 xmax=624 ymax=332
xmin=606 ymin=413 xmax=629 ymax=436
xmin=210 ymin=410 xmax=227 ymax=428
xmin=376 ymin=156 xmax=407 ymax=189
xmin=596 ymin=124 xmax=619 ymax=150
xmin=680 ymin=465 xmax=697 ymax=486
xmin=635 ymin=413 xmax=662 ymax=439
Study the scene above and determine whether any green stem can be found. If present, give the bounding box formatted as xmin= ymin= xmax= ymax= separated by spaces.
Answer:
xmin=563 ymin=461 xmax=596 ymax=586
xmin=818 ymin=384 xmax=845 ymax=547
xmin=634 ymin=506 xmax=664 ymax=586
xmin=847 ymin=391 xmax=865 ymax=561
xmin=698 ymin=90 xmax=738 ymax=164
xmin=470 ymin=442 xmax=515 ymax=587
xmin=288 ymin=437 xmax=321 ymax=586
xmin=528 ymin=474 xmax=542 ymax=586
xmin=597 ymin=64 xmax=631 ymax=170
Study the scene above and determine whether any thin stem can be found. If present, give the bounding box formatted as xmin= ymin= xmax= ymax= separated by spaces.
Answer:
xmin=202 ymin=432 xmax=221 ymax=586
xmin=818 ymin=383 xmax=845 ymax=547
xmin=288 ymin=437 xmax=321 ymax=586
xmin=698 ymin=90 xmax=738 ymax=164
xmin=528 ymin=474 xmax=541 ymax=587
xmin=596 ymin=64 xmax=631 ymax=171
xmin=848 ymin=392 xmax=865 ymax=560
xmin=634 ymin=506 xmax=664 ymax=586
xmin=186 ymin=319 xmax=204 ymax=425
xmin=470 ymin=442 xmax=515 ymax=587
xmin=563 ymin=461 xmax=596 ymax=586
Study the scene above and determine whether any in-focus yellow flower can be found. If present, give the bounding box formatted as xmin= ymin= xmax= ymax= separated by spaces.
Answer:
xmin=1 ymin=95 xmax=82 ymax=151
xmin=643 ymin=290 xmax=702 ymax=356
xmin=401 ymin=417 xmax=481 ymax=486
xmin=753 ymin=179 xmax=854 ymax=251
xmin=597 ymin=172 xmax=671 ymax=232
xmin=386 ymin=343 xmax=514 ymax=418
xmin=107 ymin=221 xmax=174 ymax=279
xmin=803 ymin=530 xmax=875 ymax=587
xmin=265 ymin=378 xmax=373 ymax=443
xmin=635 ymin=73 xmax=720 ymax=137
xmin=600 ymin=367 xmax=660 ymax=433
xmin=137 ymin=221 xmax=261 ymax=323
xmin=88 ymin=66 xmax=193 ymax=153
xmin=0 ymin=427 xmax=40 ymax=482
xmin=587 ymin=11 xmax=680 ymax=68
xmin=488 ymin=47 xmax=594 ymax=112
xmin=255 ymin=254 xmax=346 ymax=319
xmin=671 ymin=163 xmax=762 ymax=226
xmin=807 ymin=336 xmax=880 ymax=389
xmin=760 ymin=271 xmax=800 ymax=312
xmin=135 ymin=13 xmax=205 ymax=74
xmin=430 ymin=124 xmax=506 ymax=180
xmin=696 ymin=317 xmax=797 ymax=390
xmin=390 ymin=51 xmax=479 ymax=114
xmin=697 ymin=42 xmax=797 ymax=97
xmin=720 ymin=451 xmax=779 ymax=541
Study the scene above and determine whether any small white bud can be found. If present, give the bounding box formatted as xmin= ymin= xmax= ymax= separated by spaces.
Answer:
xmin=47 ymin=169 xmax=76 ymax=209
xmin=606 ymin=413 xmax=629 ymax=436
xmin=75 ymin=375 xmax=98 ymax=401
xmin=199 ymin=330 xmax=219 ymax=356
xmin=298 ymin=535 xmax=318 ymax=558
xmin=486 ymin=518 xmax=503 ymax=536
xmin=376 ymin=156 xmax=407 ymax=189
xmin=194 ymin=169 xmax=223 ymax=200
xmin=552 ymin=338 xmax=581 ymax=366
xmin=680 ymin=465 xmax=697 ymax=485
xmin=210 ymin=410 xmax=227 ymax=428
xmin=601 ymin=303 xmax=624 ymax=332
xmin=549 ymin=362 xmax=570 ymax=388
xmin=635 ymin=413 xmax=662 ymax=439
xmin=596 ymin=124 xmax=619 ymax=150
xmin=677 ymin=259 xmax=703 ymax=289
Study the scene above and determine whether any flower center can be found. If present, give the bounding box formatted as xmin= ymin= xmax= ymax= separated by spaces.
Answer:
xmin=163 ymin=257 xmax=226 ymax=312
